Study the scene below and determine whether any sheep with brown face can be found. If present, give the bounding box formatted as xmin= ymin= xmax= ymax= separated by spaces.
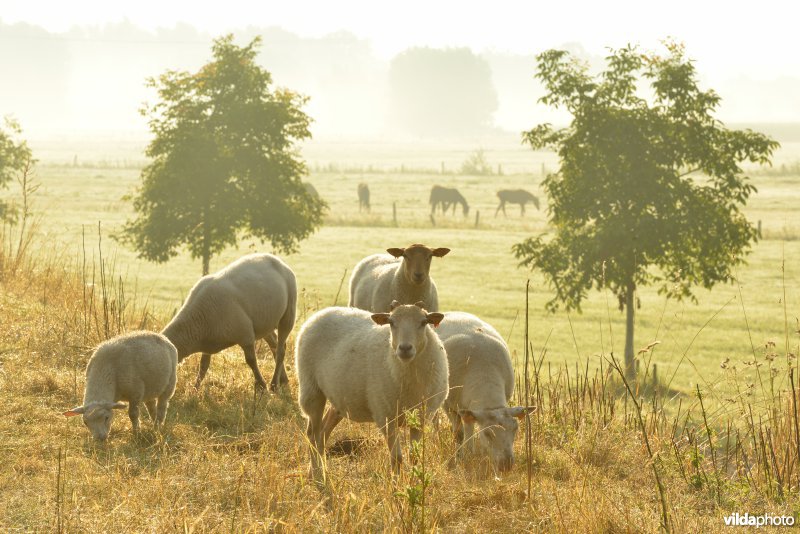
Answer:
xmin=63 ymin=331 xmax=178 ymax=441
xmin=348 ymin=244 xmax=450 ymax=312
xmin=295 ymin=301 xmax=448 ymax=481
xmin=434 ymin=311 xmax=534 ymax=472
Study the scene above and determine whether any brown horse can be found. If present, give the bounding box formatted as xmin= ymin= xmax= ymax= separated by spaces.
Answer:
xmin=495 ymin=189 xmax=539 ymax=217
xmin=430 ymin=185 xmax=469 ymax=216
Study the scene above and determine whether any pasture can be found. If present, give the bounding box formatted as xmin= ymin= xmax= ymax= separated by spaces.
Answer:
xmin=0 ymin=134 xmax=799 ymax=531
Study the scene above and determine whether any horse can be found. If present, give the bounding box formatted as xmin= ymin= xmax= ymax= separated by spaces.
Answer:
xmin=358 ymin=183 xmax=370 ymax=212
xmin=495 ymin=189 xmax=539 ymax=217
xmin=430 ymin=185 xmax=469 ymax=216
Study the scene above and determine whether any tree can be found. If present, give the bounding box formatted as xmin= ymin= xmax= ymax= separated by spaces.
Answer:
xmin=389 ymin=47 xmax=498 ymax=136
xmin=119 ymin=35 xmax=324 ymax=275
xmin=0 ymin=117 xmax=32 ymax=223
xmin=513 ymin=43 xmax=778 ymax=378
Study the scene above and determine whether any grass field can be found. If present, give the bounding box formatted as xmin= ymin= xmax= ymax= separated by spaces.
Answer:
xmin=1 ymin=136 xmax=799 ymax=531
xmin=20 ymin=139 xmax=800 ymax=398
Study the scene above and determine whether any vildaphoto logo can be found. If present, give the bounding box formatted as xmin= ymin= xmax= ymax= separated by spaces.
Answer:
xmin=723 ymin=512 xmax=795 ymax=528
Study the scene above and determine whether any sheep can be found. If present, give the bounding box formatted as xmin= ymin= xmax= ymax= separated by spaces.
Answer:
xmin=358 ymin=183 xmax=370 ymax=212
xmin=348 ymin=244 xmax=450 ymax=313
xmin=63 ymin=331 xmax=177 ymax=441
xmin=296 ymin=301 xmax=448 ymax=479
xmin=161 ymin=253 xmax=297 ymax=392
xmin=434 ymin=311 xmax=534 ymax=471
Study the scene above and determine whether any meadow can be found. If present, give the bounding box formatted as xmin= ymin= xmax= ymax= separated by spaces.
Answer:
xmin=0 ymin=134 xmax=799 ymax=531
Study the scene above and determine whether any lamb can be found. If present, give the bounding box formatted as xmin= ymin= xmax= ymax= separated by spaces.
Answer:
xmin=63 ymin=331 xmax=178 ymax=441
xmin=161 ymin=253 xmax=297 ymax=391
xmin=348 ymin=244 xmax=450 ymax=312
xmin=296 ymin=301 xmax=448 ymax=479
xmin=434 ymin=311 xmax=534 ymax=471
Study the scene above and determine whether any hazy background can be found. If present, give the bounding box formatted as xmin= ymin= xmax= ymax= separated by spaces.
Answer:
xmin=2 ymin=0 xmax=799 ymax=152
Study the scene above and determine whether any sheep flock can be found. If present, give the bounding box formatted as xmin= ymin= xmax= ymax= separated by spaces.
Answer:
xmin=64 ymin=244 xmax=533 ymax=479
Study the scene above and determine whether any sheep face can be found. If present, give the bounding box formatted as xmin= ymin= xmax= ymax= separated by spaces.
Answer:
xmin=372 ymin=302 xmax=444 ymax=362
xmin=386 ymin=244 xmax=450 ymax=286
xmin=459 ymin=406 xmax=534 ymax=472
xmin=63 ymin=401 xmax=126 ymax=441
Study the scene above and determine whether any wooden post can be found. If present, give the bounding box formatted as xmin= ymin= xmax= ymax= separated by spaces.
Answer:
xmin=392 ymin=202 xmax=398 ymax=226
xmin=757 ymin=220 xmax=762 ymax=238
xmin=474 ymin=210 xmax=480 ymax=228
xmin=497 ymin=164 xmax=502 ymax=176
xmin=652 ymin=363 xmax=658 ymax=388
xmin=541 ymin=163 xmax=546 ymax=177
xmin=441 ymin=161 xmax=445 ymax=174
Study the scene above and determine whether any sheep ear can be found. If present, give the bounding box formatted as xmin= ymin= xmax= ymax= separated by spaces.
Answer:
xmin=63 ymin=406 xmax=85 ymax=417
xmin=371 ymin=313 xmax=391 ymax=326
xmin=458 ymin=409 xmax=477 ymax=425
xmin=109 ymin=402 xmax=127 ymax=410
xmin=507 ymin=406 xmax=536 ymax=419
xmin=386 ymin=248 xmax=405 ymax=258
xmin=390 ymin=300 xmax=401 ymax=310
xmin=426 ymin=313 xmax=444 ymax=327
xmin=431 ymin=248 xmax=450 ymax=257
xmin=414 ymin=301 xmax=426 ymax=309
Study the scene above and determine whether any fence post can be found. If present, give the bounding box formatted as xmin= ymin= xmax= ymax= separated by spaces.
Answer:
xmin=757 ymin=220 xmax=762 ymax=238
xmin=474 ymin=210 xmax=480 ymax=228
xmin=393 ymin=202 xmax=397 ymax=226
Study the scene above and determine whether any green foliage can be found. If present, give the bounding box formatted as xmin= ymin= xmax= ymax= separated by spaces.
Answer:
xmin=389 ymin=47 xmax=498 ymax=136
xmin=0 ymin=117 xmax=33 ymax=223
xmin=460 ymin=148 xmax=493 ymax=176
xmin=513 ymin=43 xmax=779 ymax=313
xmin=118 ymin=35 xmax=324 ymax=272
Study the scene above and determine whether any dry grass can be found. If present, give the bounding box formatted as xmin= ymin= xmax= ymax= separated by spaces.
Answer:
xmin=1 ymin=227 xmax=798 ymax=533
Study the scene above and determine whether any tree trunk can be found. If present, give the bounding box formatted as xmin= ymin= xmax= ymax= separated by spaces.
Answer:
xmin=202 ymin=207 xmax=210 ymax=276
xmin=624 ymin=281 xmax=636 ymax=380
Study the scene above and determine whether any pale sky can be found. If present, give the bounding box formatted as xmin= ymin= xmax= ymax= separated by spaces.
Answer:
xmin=3 ymin=0 xmax=799 ymax=80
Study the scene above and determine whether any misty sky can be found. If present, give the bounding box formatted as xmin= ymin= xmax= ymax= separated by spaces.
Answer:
xmin=2 ymin=0 xmax=799 ymax=137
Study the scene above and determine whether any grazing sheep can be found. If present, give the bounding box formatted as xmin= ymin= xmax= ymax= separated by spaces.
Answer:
xmin=348 ymin=244 xmax=450 ymax=312
xmin=434 ymin=312 xmax=534 ymax=471
xmin=358 ymin=183 xmax=370 ymax=212
xmin=495 ymin=189 xmax=540 ymax=217
xmin=430 ymin=185 xmax=469 ymax=216
xmin=296 ymin=301 xmax=448 ymax=479
xmin=162 ymin=253 xmax=297 ymax=391
xmin=63 ymin=331 xmax=178 ymax=441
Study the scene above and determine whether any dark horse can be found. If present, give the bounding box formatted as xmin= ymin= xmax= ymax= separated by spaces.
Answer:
xmin=358 ymin=183 xmax=370 ymax=212
xmin=430 ymin=185 xmax=469 ymax=216
xmin=495 ymin=189 xmax=539 ymax=217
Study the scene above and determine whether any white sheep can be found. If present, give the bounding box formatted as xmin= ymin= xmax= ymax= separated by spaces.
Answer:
xmin=434 ymin=311 xmax=534 ymax=471
xmin=348 ymin=244 xmax=450 ymax=312
xmin=162 ymin=253 xmax=296 ymax=391
xmin=296 ymin=301 xmax=448 ymax=480
xmin=63 ymin=331 xmax=178 ymax=441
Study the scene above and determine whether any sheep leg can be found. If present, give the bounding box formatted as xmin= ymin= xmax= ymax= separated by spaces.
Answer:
xmin=447 ymin=409 xmax=464 ymax=444
xmin=128 ymin=402 xmax=141 ymax=434
xmin=321 ymin=406 xmax=343 ymax=445
xmin=462 ymin=420 xmax=476 ymax=454
xmin=242 ymin=343 xmax=268 ymax=391
xmin=268 ymin=326 xmax=291 ymax=391
xmin=144 ymin=399 xmax=157 ymax=421
xmin=155 ymin=396 xmax=170 ymax=429
xmin=194 ymin=353 xmax=212 ymax=389
xmin=382 ymin=419 xmax=403 ymax=472
xmin=301 ymin=392 xmax=326 ymax=481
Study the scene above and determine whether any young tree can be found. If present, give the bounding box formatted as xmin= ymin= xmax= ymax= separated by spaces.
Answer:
xmin=0 ymin=117 xmax=33 ymax=223
xmin=119 ymin=35 xmax=324 ymax=275
xmin=513 ymin=43 xmax=778 ymax=378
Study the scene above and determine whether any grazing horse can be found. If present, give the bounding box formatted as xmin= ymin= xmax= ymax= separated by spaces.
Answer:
xmin=430 ymin=185 xmax=469 ymax=216
xmin=495 ymin=189 xmax=539 ymax=217
xmin=358 ymin=183 xmax=370 ymax=212
xmin=304 ymin=182 xmax=320 ymax=199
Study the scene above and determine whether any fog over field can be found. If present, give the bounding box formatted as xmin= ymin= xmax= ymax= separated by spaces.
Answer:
xmin=2 ymin=1 xmax=800 ymax=144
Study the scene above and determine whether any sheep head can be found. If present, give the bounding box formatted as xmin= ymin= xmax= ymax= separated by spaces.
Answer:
xmin=63 ymin=401 xmax=126 ymax=441
xmin=372 ymin=303 xmax=444 ymax=362
xmin=386 ymin=244 xmax=450 ymax=286
xmin=458 ymin=406 xmax=536 ymax=472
